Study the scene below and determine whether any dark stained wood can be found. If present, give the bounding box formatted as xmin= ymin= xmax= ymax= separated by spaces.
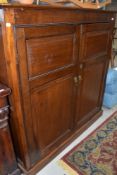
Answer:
xmin=30 ymin=75 xmax=75 ymax=159
xmin=24 ymin=25 xmax=75 ymax=38
xmin=0 ymin=5 xmax=115 ymax=175
xmin=1 ymin=8 xmax=31 ymax=170
xmin=15 ymin=25 xmax=77 ymax=166
xmin=26 ymin=33 xmax=75 ymax=78
xmin=0 ymin=83 xmax=20 ymax=175
xmin=75 ymin=23 xmax=112 ymax=127
xmin=13 ymin=8 xmax=114 ymax=25
xmin=79 ymin=23 xmax=111 ymax=61
xmin=18 ymin=110 xmax=103 ymax=175
xmin=75 ymin=58 xmax=108 ymax=127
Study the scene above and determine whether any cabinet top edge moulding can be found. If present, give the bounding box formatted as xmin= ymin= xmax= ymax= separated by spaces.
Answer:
xmin=0 ymin=4 xmax=116 ymax=25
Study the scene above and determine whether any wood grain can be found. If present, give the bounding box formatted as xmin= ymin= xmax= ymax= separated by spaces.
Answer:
xmin=0 ymin=5 xmax=115 ymax=174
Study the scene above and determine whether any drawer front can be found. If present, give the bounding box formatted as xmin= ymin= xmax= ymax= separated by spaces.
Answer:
xmin=23 ymin=25 xmax=77 ymax=78
xmin=80 ymin=23 xmax=111 ymax=61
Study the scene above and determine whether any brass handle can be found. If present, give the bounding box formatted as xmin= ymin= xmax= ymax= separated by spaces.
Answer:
xmin=74 ymin=75 xmax=82 ymax=86
xmin=78 ymin=75 xmax=82 ymax=82
xmin=79 ymin=64 xmax=83 ymax=69
xmin=74 ymin=76 xmax=78 ymax=85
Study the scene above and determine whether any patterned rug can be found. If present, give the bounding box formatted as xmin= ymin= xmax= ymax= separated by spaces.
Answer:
xmin=58 ymin=111 xmax=117 ymax=175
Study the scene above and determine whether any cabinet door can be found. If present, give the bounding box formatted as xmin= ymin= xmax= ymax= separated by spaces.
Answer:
xmin=31 ymin=74 xmax=75 ymax=155
xmin=75 ymin=23 xmax=111 ymax=126
xmin=76 ymin=59 xmax=108 ymax=126
xmin=16 ymin=25 xmax=78 ymax=165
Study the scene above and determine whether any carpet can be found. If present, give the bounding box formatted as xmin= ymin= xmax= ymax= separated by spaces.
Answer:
xmin=58 ymin=111 xmax=117 ymax=175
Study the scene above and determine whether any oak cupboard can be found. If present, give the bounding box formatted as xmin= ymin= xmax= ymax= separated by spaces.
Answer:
xmin=0 ymin=4 xmax=115 ymax=174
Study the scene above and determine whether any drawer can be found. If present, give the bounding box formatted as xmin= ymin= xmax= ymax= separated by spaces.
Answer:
xmin=24 ymin=25 xmax=76 ymax=78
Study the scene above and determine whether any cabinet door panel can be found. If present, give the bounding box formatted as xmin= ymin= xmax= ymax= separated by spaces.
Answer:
xmin=24 ymin=25 xmax=76 ymax=79
xmin=76 ymin=59 xmax=107 ymax=126
xmin=82 ymin=31 xmax=109 ymax=60
xmin=80 ymin=23 xmax=110 ymax=61
xmin=26 ymin=34 xmax=74 ymax=78
xmin=31 ymin=75 xmax=74 ymax=154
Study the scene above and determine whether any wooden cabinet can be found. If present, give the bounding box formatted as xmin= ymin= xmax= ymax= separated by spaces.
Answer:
xmin=0 ymin=5 xmax=115 ymax=175
xmin=0 ymin=84 xmax=20 ymax=175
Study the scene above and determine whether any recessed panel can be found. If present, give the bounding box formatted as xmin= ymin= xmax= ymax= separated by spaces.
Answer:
xmin=26 ymin=34 xmax=74 ymax=78
xmin=83 ymin=32 xmax=109 ymax=59
xmin=80 ymin=23 xmax=110 ymax=61
xmin=31 ymin=75 xmax=74 ymax=153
